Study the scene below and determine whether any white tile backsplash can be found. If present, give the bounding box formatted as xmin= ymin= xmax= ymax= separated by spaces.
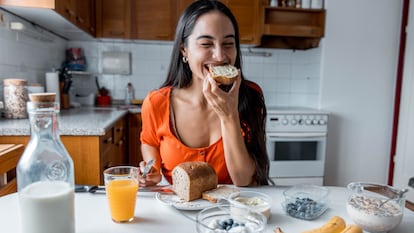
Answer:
xmin=0 ymin=8 xmax=322 ymax=108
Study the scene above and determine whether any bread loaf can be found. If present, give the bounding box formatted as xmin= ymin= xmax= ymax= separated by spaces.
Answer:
xmin=172 ymin=161 xmax=218 ymax=202
xmin=209 ymin=64 xmax=238 ymax=85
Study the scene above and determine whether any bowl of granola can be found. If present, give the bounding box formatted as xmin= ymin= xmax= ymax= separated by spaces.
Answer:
xmin=346 ymin=182 xmax=407 ymax=232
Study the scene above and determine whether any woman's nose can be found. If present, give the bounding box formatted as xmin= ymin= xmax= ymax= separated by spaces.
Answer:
xmin=212 ymin=46 xmax=225 ymax=61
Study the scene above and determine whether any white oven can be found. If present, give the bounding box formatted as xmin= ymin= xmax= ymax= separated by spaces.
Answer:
xmin=266 ymin=107 xmax=329 ymax=186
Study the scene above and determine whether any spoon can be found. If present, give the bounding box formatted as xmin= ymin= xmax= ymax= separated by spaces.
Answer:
xmin=142 ymin=159 xmax=155 ymax=178
xmin=379 ymin=188 xmax=408 ymax=207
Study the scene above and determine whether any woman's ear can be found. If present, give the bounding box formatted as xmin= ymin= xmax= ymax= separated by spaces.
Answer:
xmin=181 ymin=45 xmax=187 ymax=58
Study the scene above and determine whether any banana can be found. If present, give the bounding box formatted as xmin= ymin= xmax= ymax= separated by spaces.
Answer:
xmin=301 ymin=216 xmax=346 ymax=233
xmin=339 ymin=225 xmax=363 ymax=233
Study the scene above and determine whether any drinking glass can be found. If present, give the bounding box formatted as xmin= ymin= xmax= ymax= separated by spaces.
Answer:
xmin=104 ymin=166 xmax=139 ymax=223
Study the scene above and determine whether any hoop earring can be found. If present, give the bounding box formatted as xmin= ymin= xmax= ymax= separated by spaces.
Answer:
xmin=182 ymin=56 xmax=188 ymax=63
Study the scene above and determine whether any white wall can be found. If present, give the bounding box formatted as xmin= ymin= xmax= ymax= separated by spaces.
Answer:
xmin=321 ymin=0 xmax=403 ymax=186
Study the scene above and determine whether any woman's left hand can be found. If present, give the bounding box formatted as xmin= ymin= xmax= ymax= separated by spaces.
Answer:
xmin=203 ymin=71 xmax=241 ymax=119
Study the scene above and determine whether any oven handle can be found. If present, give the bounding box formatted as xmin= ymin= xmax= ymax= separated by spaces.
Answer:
xmin=266 ymin=132 xmax=327 ymax=138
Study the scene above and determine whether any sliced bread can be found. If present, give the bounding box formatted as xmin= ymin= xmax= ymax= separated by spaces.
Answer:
xmin=202 ymin=186 xmax=240 ymax=203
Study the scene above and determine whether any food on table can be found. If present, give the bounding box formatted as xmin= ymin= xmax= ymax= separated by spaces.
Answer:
xmin=339 ymin=225 xmax=363 ymax=233
xmin=282 ymin=184 xmax=329 ymax=220
xmin=209 ymin=64 xmax=238 ymax=85
xmin=202 ymin=186 xmax=240 ymax=203
xmin=346 ymin=195 xmax=403 ymax=232
xmin=205 ymin=218 xmax=257 ymax=233
xmin=229 ymin=191 xmax=272 ymax=219
xmin=285 ymin=197 xmax=326 ymax=220
xmin=300 ymin=215 xmax=346 ymax=233
xmin=172 ymin=161 xmax=218 ymax=201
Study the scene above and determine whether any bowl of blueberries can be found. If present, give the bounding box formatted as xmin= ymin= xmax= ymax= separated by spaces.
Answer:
xmin=196 ymin=204 xmax=267 ymax=233
xmin=282 ymin=184 xmax=329 ymax=220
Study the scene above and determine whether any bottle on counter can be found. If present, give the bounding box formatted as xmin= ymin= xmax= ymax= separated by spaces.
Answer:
xmin=3 ymin=78 xmax=29 ymax=119
xmin=125 ymin=82 xmax=134 ymax=105
xmin=17 ymin=93 xmax=75 ymax=233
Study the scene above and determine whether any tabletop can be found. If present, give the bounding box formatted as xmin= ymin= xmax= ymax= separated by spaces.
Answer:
xmin=0 ymin=186 xmax=413 ymax=233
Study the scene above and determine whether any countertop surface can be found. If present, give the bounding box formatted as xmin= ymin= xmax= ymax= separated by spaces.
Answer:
xmin=0 ymin=186 xmax=413 ymax=233
xmin=0 ymin=106 xmax=141 ymax=136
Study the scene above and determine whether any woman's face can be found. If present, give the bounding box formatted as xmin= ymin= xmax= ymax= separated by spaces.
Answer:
xmin=182 ymin=11 xmax=237 ymax=82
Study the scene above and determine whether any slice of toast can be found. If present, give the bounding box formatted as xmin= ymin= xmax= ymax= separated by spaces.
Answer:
xmin=202 ymin=186 xmax=240 ymax=203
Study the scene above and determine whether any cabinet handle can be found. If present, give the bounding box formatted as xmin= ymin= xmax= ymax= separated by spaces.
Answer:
xmin=116 ymin=127 xmax=123 ymax=132
xmin=104 ymin=137 xmax=113 ymax=143
xmin=117 ymin=140 xmax=123 ymax=146
xmin=65 ymin=8 xmax=75 ymax=17
xmin=76 ymin=16 xmax=85 ymax=24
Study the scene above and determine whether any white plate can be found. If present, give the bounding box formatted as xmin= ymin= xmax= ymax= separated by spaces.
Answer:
xmin=156 ymin=192 xmax=214 ymax=210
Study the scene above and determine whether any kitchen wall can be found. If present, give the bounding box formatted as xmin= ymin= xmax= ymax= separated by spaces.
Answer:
xmin=66 ymin=40 xmax=322 ymax=108
xmin=0 ymin=10 xmax=66 ymax=99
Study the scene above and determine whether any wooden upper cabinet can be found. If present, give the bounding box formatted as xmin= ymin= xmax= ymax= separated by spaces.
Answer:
xmin=223 ymin=0 xmax=264 ymax=45
xmin=134 ymin=0 xmax=176 ymax=41
xmin=55 ymin=0 xmax=76 ymax=22
xmin=95 ymin=0 xmax=133 ymax=39
xmin=75 ymin=0 xmax=96 ymax=36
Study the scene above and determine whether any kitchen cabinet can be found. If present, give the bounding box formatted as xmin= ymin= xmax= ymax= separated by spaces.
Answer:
xmin=134 ymin=0 xmax=176 ymax=41
xmin=223 ymin=0 xmax=264 ymax=45
xmin=95 ymin=0 xmax=133 ymax=39
xmin=127 ymin=113 xmax=143 ymax=166
xmin=0 ymin=0 xmax=96 ymax=37
xmin=259 ymin=6 xmax=326 ymax=49
xmin=0 ymin=116 xmax=128 ymax=186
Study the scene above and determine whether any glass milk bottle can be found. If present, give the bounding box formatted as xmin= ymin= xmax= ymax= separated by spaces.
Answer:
xmin=17 ymin=93 xmax=75 ymax=233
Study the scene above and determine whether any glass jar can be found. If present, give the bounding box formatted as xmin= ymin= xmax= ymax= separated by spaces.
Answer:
xmin=346 ymin=182 xmax=406 ymax=233
xmin=3 ymin=78 xmax=28 ymax=119
xmin=17 ymin=93 xmax=75 ymax=233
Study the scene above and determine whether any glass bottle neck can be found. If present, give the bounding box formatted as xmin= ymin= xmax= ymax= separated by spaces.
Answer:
xmin=27 ymin=102 xmax=60 ymax=139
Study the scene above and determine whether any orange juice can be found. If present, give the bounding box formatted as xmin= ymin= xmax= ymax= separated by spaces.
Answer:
xmin=106 ymin=179 xmax=139 ymax=222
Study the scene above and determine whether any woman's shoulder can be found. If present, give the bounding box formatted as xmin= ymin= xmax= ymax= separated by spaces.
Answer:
xmin=142 ymin=86 xmax=172 ymax=114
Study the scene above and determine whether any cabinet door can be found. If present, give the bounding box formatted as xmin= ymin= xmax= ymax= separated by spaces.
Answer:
xmin=223 ymin=0 xmax=263 ymax=45
xmin=55 ymin=0 xmax=77 ymax=23
xmin=135 ymin=0 xmax=175 ymax=40
xmin=75 ymin=0 xmax=96 ymax=36
xmin=95 ymin=0 xmax=133 ymax=38
xmin=128 ymin=113 xmax=142 ymax=166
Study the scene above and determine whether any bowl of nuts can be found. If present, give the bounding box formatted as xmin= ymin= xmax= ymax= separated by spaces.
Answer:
xmin=196 ymin=204 xmax=267 ymax=233
xmin=346 ymin=182 xmax=407 ymax=233
xmin=281 ymin=184 xmax=329 ymax=220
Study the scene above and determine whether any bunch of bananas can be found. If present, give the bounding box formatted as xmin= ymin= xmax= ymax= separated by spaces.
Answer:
xmin=275 ymin=216 xmax=363 ymax=233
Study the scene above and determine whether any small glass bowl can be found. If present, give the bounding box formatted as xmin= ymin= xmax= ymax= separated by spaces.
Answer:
xmin=346 ymin=182 xmax=406 ymax=233
xmin=281 ymin=184 xmax=329 ymax=220
xmin=196 ymin=204 xmax=267 ymax=233
xmin=228 ymin=191 xmax=272 ymax=219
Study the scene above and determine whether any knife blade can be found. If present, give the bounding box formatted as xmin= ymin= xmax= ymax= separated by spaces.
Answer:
xmin=75 ymin=184 xmax=173 ymax=194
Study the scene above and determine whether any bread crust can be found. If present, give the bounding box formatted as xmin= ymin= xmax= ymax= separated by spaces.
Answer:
xmin=202 ymin=186 xmax=240 ymax=203
xmin=172 ymin=161 xmax=218 ymax=201
xmin=209 ymin=64 xmax=238 ymax=85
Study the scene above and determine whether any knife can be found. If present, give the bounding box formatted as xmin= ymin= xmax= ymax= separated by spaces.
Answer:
xmin=75 ymin=185 xmax=173 ymax=194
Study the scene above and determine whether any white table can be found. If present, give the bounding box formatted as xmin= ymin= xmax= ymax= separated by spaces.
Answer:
xmin=0 ymin=186 xmax=413 ymax=233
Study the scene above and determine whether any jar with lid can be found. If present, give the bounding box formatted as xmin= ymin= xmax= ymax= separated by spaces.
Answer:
xmin=3 ymin=78 xmax=29 ymax=119
xmin=125 ymin=82 xmax=134 ymax=105
xmin=17 ymin=93 xmax=75 ymax=233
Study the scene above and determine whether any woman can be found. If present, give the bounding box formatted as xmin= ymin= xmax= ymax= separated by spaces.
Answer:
xmin=139 ymin=0 xmax=270 ymax=187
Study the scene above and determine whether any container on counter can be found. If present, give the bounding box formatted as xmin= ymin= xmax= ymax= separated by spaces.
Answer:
xmin=17 ymin=93 xmax=75 ymax=233
xmin=3 ymin=78 xmax=29 ymax=119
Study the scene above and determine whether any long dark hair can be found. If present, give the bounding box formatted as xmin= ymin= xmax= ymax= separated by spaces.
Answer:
xmin=162 ymin=0 xmax=271 ymax=185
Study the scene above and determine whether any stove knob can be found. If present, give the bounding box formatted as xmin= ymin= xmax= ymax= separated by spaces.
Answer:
xmin=291 ymin=119 xmax=297 ymax=125
xmin=319 ymin=119 xmax=326 ymax=125
xmin=282 ymin=119 xmax=289 ymax=125
xmin=312 ymin=119 xmax=319 ymax=125
xmin=305 ymin=119 xmax=312 ymax=125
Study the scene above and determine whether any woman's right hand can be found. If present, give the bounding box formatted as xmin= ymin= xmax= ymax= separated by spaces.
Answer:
xmin=138 ymin=160 xmax=162 ymax=187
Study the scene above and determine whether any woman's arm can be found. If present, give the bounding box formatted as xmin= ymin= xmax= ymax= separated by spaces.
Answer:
xmin=203 ymin=75 xmax=255 ymax=186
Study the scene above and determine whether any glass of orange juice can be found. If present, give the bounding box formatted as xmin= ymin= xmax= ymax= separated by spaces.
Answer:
xmin=104 ymin=166 xmax=139 ymax=223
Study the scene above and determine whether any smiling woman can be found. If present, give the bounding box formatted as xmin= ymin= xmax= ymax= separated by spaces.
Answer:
xmin=138 ymin=0 xmax=271 ymax=188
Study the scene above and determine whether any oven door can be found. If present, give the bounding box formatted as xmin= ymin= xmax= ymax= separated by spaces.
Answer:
xmin=266 ymin=132 xmax=327 ymax=178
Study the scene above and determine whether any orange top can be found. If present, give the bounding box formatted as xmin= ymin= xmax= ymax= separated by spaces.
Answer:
xmin=140 ymin=86 xmax=233 ymax=184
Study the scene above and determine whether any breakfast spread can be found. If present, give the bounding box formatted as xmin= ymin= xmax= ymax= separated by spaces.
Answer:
xmin=232 ymin=195 xmax=271 ymax=219
xmin=202 ymin=186 xmax=240 ymax=203
xmin=205 ymin=218 xmax=258 ymax=233
xmin=209 ymin=64 xmax=238 ymax=85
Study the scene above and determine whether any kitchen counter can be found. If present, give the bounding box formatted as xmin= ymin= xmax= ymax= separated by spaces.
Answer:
xmin=0 ymin=106 xmax=140 ymax=136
